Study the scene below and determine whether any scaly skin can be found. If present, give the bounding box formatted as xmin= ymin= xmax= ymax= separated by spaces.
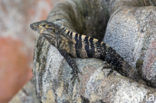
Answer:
xmin=30 ymin=20 xmax=140 ymax=83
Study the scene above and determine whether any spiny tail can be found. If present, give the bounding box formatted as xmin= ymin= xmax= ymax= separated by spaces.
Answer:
xmin=100 ymin=42 xmax=140 ymax=79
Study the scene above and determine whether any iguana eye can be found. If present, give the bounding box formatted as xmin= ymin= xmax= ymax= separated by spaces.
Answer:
xmin=42 ymin=24 xmax=46 ymax=27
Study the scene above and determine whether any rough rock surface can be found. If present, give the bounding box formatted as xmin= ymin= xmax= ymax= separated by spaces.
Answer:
xmin=104 ymin=6 xmax=156 ymax=87
xmin=34 ymin=35 xmax=156 ymax=103
xmin=103 ymin=0 xmax=156 ymax=15
xmin=32 ymin=1 xmax=156 ymax=103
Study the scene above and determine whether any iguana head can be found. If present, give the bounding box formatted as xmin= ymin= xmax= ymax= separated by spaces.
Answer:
xmin=30 ymin=20 xmax=60 ymax=46
xmin=30 ymin=20 xmax=60 ymax=34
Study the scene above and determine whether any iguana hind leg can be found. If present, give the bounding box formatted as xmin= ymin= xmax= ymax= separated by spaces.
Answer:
xmin=102 ymin=61 xmax=114 ymax=77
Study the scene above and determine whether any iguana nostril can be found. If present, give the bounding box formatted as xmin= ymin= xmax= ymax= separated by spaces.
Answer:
xmin=30 ymin=23 xmax=35 ymax=30
xmin=30 ymin=22 xmax=39 ymax=31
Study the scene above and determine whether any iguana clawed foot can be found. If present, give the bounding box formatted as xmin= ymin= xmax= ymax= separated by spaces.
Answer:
xmin=71 ymin=67 xmax=81 ymax=84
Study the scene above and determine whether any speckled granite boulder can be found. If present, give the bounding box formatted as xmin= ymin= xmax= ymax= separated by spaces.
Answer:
xmin=32 ymin=0 xmax=156 ymax=103
xmin=104 ymin=6 xmax=156 ymax=87
xmin=34 ymin=36 xmax=156 ymax=103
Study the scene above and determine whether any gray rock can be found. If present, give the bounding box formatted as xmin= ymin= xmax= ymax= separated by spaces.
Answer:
xmin=32 ymin=0 xmax=156 ymax=103
xmin=104 ymin=6 xmax=156 ymax=87
xmin=103 ymin=0 xmax=156 ymax=14
xmin=47 ymin=0 xmax=109 ymax=40
xmin=33 ymin=36 xmax=156 ymax=103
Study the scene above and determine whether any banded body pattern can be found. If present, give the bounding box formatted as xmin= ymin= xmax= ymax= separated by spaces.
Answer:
xmin=30 ymin=20 xmax=139 ymax=80
xmin=59 ymin=27 xmax=124 ymax=70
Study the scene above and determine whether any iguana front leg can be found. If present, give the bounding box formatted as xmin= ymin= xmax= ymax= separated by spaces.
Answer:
xmin=42 ymin=33 xmax=80 ymax=84
xmin=58 ymin=49 xmax=80 ymax=84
